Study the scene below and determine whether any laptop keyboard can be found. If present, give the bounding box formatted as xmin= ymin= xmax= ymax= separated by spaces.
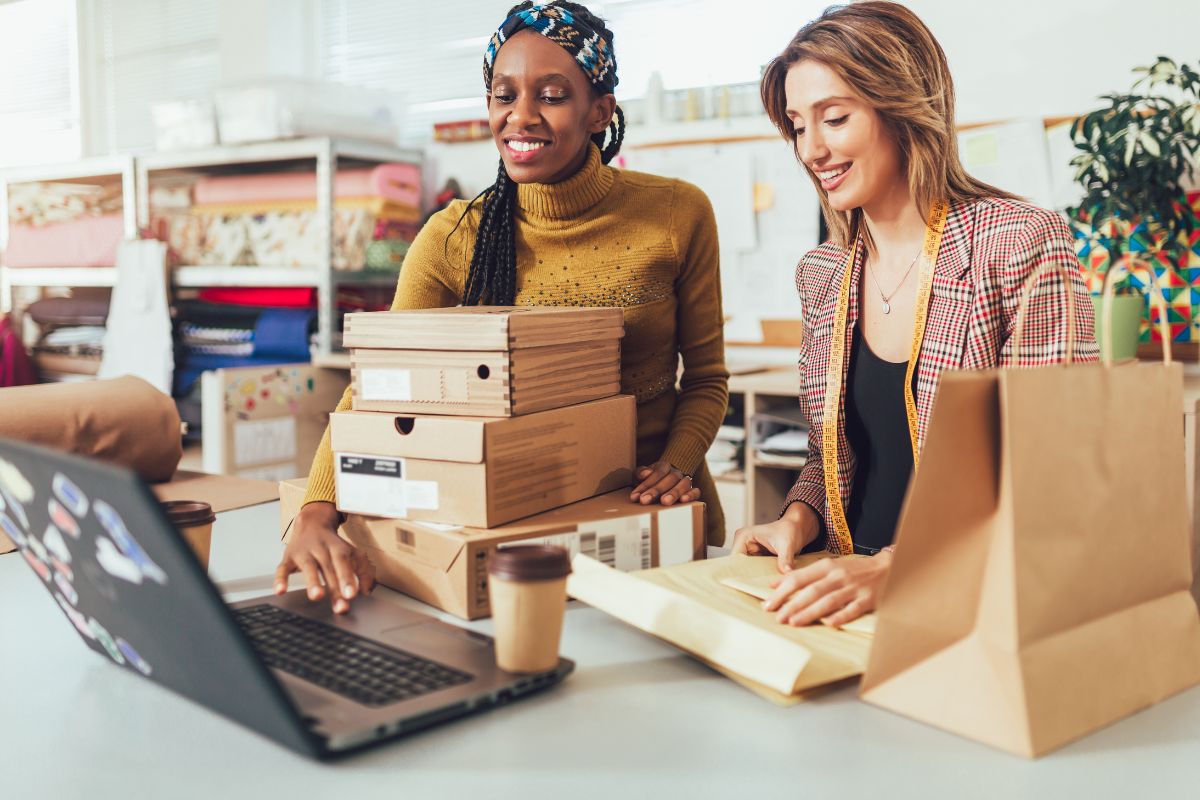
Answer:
xmin=234 ymin=604 xmax=474 ymax=707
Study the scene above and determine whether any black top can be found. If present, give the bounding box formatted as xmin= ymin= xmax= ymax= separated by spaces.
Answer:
xmin=842 ymin=328 xmax=916 ymax=553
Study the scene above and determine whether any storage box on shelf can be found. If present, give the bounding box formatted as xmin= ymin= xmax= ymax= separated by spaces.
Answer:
xmin=135 ymin=137 xmax=424 ymax=363
xmin=0 ymin=156 xmax=138 ymax=381
xmin=716 ymin=367 xmax=804 ymax=533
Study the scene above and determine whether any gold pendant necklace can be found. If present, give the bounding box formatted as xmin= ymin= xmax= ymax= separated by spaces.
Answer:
xmin=866 ymin=250 xmax=920 ymax=315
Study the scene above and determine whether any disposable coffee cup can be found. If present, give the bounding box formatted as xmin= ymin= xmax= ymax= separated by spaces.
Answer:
xmin=487 ymin=545 xmax=572 ymax=673
xmin=161 ymin=500 xmax=217 ymax=571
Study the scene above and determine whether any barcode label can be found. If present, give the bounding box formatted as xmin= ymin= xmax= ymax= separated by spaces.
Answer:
xmin=504 ymin=514 xmax=651 ymax=571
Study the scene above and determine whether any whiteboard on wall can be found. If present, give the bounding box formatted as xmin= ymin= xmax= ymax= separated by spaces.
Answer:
xmin=623 ymin=139 xmax=822 ymax=341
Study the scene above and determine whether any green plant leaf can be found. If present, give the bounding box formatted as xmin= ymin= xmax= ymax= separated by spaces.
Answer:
xmin=1124 ymin=123 xmax=1138 ymax=165
xmin=1142 ymin=131 xmax=1161 ymax=157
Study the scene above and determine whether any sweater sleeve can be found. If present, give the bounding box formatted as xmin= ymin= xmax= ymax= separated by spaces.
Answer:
xmin=659 ymin=181 xmax=730 ymax=476
xmin=301 ymin=203 xmax=475 ymax=506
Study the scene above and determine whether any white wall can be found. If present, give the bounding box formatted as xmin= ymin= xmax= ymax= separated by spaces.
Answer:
xmin=423 ymin=0 xmax=1200 ymax=200
xmin=908 ymin=0 xmax=1199 ymax=125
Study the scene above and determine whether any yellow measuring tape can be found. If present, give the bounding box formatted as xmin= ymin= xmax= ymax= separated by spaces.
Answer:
xmin=820 ymin=201 xmax=949 ymax=555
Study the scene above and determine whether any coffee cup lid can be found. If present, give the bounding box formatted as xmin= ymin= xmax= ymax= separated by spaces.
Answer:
xmin=487 ymin=545 xmax=572 ymax=582
xmin=161 ymin=500 xmax=216 ymax=527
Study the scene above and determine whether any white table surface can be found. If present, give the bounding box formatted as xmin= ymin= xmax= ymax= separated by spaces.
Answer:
xmin=3 ymin=502 xmax=1200 ymax=799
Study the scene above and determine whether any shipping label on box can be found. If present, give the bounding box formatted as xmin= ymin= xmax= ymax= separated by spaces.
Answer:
xmin=330 ymin=394 xmax=636 ymax=528
xmin=503 ymin=515 xmax=652 ymax=572
xmin=335 ymin=453 xmax=439 ymax=518
xmin=359 ymin=368 xmax=413 ymax=402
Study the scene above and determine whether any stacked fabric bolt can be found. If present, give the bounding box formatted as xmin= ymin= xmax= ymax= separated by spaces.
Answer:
xmin=5 ymin=181 xmax=125 ymax=268
xmin=26 ymin=296 xmax=111 ymax=382
xmin=148 ymin=164 xmax=423 ymax=271
xmin=172 ymin=297 xmax=316 ymax=396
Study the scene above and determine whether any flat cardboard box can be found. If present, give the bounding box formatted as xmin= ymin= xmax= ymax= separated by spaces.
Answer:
xmin=342 ymin=306 xmax=624 ymax=351
xmin=331 ymin=394 xmax=636 ymax=528
xmin=350 ymin=340 xmax=621 ymax=417
xmin=279 ymin=478 xmax=706 ymax=620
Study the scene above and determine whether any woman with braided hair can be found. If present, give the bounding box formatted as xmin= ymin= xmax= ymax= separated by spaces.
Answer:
xmin=278 ymin=1 xmax=729 ymax=613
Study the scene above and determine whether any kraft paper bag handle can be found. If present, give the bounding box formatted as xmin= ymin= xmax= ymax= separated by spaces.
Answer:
xmin=1099 ymin=260 xmax=1173 ymax=366
xmin=1011 ymin=257 xmax=1078 ymax=364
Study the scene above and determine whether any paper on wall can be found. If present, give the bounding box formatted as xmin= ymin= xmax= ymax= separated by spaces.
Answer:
xmin=234 ymin=417 xmax=296 ymax=467
xmin=958 ymin=118 xmax=1055 ymax=209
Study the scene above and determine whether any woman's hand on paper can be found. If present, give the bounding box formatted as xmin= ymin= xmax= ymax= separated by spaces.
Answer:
xmin=763 ymin=551 xmax=893 ymax=628
xmin=630 ymin=461 xmax=701 ymax=506
xmin=275 ymin=501 xmax=376 ymax=614
xmin=730 ymin=501 xmax=819 ymax=572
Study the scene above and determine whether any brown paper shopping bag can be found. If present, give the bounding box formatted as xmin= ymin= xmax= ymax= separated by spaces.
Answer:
xmin=860 ymin=260 xmax=1200 ymax=757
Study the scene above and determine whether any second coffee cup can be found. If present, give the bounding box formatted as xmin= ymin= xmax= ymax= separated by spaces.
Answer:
xmin=487 ymin=545 xmax=571 ymax=673
xmin=161 ymin=500 xmax=216 ymax=571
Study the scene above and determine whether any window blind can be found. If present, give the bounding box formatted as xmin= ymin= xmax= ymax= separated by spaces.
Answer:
xmin=88 ymin=0 xmax=220 ymax=154
xmin=0 ymin=0 xmax=80 ymax=168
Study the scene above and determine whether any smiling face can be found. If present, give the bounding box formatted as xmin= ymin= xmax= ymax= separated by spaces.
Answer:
xmin=487 ymin=30 xmax=615 ymax=184
xmin=784 ymin=59 xmax=905 ymax=214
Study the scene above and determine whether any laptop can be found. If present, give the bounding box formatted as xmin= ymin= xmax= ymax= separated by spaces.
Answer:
xmin=0 ymin=436 xmax=573 ymax=759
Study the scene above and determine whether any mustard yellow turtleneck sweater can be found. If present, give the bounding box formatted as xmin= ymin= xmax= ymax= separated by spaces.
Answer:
xmin=303 ymin=144 xmax=730 ymax=542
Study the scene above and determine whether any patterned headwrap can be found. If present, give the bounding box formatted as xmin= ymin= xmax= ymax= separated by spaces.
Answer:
xmin=483 ymin=4 xmax=618 ymax=94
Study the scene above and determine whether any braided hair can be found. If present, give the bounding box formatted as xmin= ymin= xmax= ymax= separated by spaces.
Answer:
xmin=456 ymin=1 xmax=626 ymax=307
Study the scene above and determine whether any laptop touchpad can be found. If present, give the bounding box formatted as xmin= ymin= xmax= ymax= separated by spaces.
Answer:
xmin=381 ymin=622 xmax=489 ymax=654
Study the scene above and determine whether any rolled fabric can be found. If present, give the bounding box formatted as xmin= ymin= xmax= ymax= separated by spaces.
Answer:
xmin=192 ymin=163 xmax=421 ymax=207
xmin=0 ymin=376 xmax=182 ymax=482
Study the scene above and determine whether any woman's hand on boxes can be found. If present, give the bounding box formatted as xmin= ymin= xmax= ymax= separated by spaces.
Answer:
xmin=275 ymin=501 xmax=376 ymax=615
xmin=630 ymin=461 xmax=702 ymax=506
xmin=731 ymin=501 xmax=820 ymax=573
xmin=763 ymin=550 xmax=892 ymax=628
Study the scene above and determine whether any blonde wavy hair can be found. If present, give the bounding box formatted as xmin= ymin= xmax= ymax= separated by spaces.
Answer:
xmin=760 ymin=1 xmax=1016 ymax=250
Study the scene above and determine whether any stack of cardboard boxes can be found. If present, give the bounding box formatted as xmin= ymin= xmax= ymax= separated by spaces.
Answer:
xmin=280 ymin=307 xmax=705 ymax=619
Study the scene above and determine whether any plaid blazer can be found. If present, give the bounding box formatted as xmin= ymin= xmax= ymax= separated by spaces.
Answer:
xmin=783 ymin=198 xmax=1099 ymax=552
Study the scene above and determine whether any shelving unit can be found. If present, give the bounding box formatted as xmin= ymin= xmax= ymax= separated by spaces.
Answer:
xmin=135 ymin=136 xmax=422 ymax=361
xmin=0 ymin=155 xmax=137 ymax=321
xmin=717 ymin=367 xmax=804 ymax=534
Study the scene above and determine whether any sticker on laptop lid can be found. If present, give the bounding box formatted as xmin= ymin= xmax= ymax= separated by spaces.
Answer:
xmin=52 ymin=473 xmax=89 ymax=518
xmin=0 ymin=483 xmax=29 ymax=531
xmin=22 ymin=548 xmax=50 ymax=582
xmin=48 ymin=499 xmax=81 ymax=539
xmin=88 ymin=618 xmax=125 ymax=665
xmin=54 ymin=571 xmax=78 ymax=606
xmin=94 ymin=500 xmax=167 ymax=585
xmin=116 ymin=638 xmax=153 ymax=676
xmin=93 ymin=499 xmax=126 ymax=540
xmin=55 ymin=593 xmax=94 ymax=639
xmin=26 ymin=531 xmax=50 ymax=564
xmin=0 ymin=456 xmax=34 ymax=503
xmin=51 ymin=556 xmax=74 ymax=583
xmin=0 ymin=512 xmax=27 ymax=548
xmin=95 ymin=536 xmax=143 ymax=585
xmin=42 ymin=523 xmax=71 ymax=564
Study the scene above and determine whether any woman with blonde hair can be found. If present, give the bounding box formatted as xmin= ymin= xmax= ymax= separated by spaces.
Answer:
xmin=733 ymin=1 xmax=1097 ymax=626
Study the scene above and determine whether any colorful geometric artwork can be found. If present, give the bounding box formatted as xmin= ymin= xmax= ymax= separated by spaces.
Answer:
xmin=1071 ymin=192 xmax=1200 ymax=342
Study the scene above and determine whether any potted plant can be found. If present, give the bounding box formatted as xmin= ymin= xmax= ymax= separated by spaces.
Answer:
xmin=1069 ymin=57 xmax=1200 ymax=359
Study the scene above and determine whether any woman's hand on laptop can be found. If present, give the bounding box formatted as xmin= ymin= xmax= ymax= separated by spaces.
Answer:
xmin=275 ymin=501 xmax=376 ymax=614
